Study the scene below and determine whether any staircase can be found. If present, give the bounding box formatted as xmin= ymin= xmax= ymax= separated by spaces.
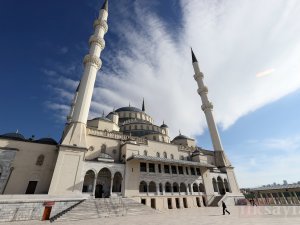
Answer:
xmin=51 ymin=198 xmax=157 ymax=222
xmin=209 ymin=196 xmax=223 ymax=207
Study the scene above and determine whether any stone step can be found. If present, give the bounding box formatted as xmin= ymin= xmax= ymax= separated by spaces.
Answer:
xmin=52 ymin=198 xmax=157 ymax=222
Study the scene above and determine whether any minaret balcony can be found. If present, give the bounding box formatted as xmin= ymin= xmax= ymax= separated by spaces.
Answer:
xmin=93 ymin=19 xmax=108 ymax=33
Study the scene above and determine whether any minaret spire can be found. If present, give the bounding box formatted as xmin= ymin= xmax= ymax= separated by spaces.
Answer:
xmin=101 ymin=0 xmax=108 ymax=11
xmin=191 ymin=49 xmax=231 ymax=167
xmin=62 ymin=0 xmax=109 ymax=147
xmin=191 ymin=49 xmax=243 ymax=194
xmin=142 ymin=98 xmax=145 ymax=111
xmin=191 ymin=48 xmax=198 ymax=63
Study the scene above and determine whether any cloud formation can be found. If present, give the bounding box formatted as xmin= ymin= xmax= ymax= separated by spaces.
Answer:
xmin=47 ymin=0 xmax=300 ymax=140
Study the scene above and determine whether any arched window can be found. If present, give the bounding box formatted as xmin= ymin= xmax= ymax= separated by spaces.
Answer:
xmin=139 ymin=181 xmax=147 ymax=192
xmin=199 ymin=183 xmax=205 ymax=192
xmin=144 ymin=150 xmax=148 ymax=156
xmin=163 ymin=152 xmax=167 ymax=158
xmin=101 ymin=144 xmax=106 ymax=153
xmin=170 ymin=154 xmax=174 ymax=159
xmin=36 ymin=154 xmax=45 ymax=166
xmin=156 ymin=152 xmax=160 ymax=157
xmin=180 ymin=155 xmax=184 ymax=160
xmin=173 ymin=182 xmax=179 ymax=192
xmin=193 ymin=183 xmax=198 ymax=192
xmin=165 ymin=182 xmax=172 ymax=192
xmin=180 ymin=183 xmax=187 ymax=192
xmin=149 ymin=181 xmax=156 ymax=193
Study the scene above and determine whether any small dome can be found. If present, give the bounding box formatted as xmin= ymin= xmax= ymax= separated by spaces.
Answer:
xmin=160 ymin=123 xmax=168 ymax=128
xmin=115 ymin=106 xmax=142 ymax=113
xmin=107 ymin=111 xmax=117 ymax=116
xmin=36 ymin=138 xmax=58 ymax=145
xmin=173 ymin=134 xmax=189 ymax=141
xmin=0 ymin=132 xmax=25 ymax=140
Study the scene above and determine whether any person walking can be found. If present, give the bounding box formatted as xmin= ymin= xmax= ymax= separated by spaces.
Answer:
xmin=222 ymin=201 xmax=230 ymax=215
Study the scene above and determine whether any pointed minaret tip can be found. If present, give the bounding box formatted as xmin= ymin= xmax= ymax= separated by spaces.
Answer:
xmin=191 ymin=48 xmax=198 ymax=63
xmin=142 ymin=98 xmax=145 ymax=111
xmin=101 ymin=0 xmax=108 ymax=11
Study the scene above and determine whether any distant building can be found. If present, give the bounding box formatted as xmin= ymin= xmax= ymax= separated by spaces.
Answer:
xmin=244 ymin=181 xmax=300 ymax=205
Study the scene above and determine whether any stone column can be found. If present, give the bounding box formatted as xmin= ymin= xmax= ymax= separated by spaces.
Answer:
xmin=110 ymin=178 xmax=113 ymax=196
xmin=281 ymin=192 xmax=288 ymax=204
xmin=156 ymin=183 xmax=160 ymax=195
xmin=92 ymin=177 xmax=97 ymax=197
xmin=162 ymin=183 xmax=165 ymax=195
xmin=270 ymin=193 xmax=276 ymax=205
xmin=293 ymin=192 xmax=300 ymax=204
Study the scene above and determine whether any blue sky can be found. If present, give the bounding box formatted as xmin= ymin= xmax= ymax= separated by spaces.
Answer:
xmin=1 ymin=0 xmax=300 ymax=187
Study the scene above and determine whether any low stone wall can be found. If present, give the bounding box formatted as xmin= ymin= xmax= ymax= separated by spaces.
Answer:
xmin=0 ymin=195 xmax=84 ymax=222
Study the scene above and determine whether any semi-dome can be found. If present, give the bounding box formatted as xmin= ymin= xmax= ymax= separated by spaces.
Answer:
xmin=36 ymin=138 xmax=58 ymax=145
xmin=115 ymin=106 xmax=142 ymax=113
xmin=0 ymin=133 xmax=25 ymax=141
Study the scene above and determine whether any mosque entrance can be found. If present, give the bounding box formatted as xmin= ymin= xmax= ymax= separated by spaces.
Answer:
xmin=95 ymin=184 xmax=103 ymax=198
xmin=95 ymin=168 xmax=111 ymax=198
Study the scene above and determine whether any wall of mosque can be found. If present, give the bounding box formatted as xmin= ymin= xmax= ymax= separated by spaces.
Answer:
xmin=85 ymin=135 xmax=121 ymax=162
xmin=0 ymin=138 xmax=58 ymax=195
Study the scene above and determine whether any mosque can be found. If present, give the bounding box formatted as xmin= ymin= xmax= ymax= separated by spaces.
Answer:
xmin=0 ymin=0 xmax=243 ymax=211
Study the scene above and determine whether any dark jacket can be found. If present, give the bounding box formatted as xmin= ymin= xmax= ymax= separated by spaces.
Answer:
xmin=222 ymin=202 xmax=226 ymax=208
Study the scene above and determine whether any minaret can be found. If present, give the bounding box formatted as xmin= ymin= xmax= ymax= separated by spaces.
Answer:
xmin=191 ymin=49 xmax=241 ymax=194
xmin=67 ymin=82 xmax=80 ymax=123
xmin=191 ymin=49 xmax=231 ymax=167
xmin=62 ymin=0 xmax=109 ymax=148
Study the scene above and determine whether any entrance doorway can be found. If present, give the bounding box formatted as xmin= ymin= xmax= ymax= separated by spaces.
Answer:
xmin=175 ymin=198 xmax=180 ymax=208
xmin=95 ymin=184 xmax=103 ymax=198
xmin=196 ymin=197 xmax=201 ymax=207
xmin=42 ymin=207 xmax=52 ymax=220
xmin=151 ymin=198 xmax=156 ymax=209
xmin=183 ymin=198 xmax=188 ymax=208
xmin=95 ymin=168 xmax=111 ymax=198
xmin=167 ymin=198 xmax=172 ymax=209
xmin=202 ymin=196 xmax=207 ymax=206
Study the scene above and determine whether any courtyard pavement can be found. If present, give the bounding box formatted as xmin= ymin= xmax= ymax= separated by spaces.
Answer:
xmin=3 ymin=206 xmax=300 ymax=225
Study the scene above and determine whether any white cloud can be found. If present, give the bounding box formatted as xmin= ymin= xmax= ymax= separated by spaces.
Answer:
xmin=47 ymin=0 xmax=300 ymax=139
xmin=91 ymin=0 xmax=300 ymax=138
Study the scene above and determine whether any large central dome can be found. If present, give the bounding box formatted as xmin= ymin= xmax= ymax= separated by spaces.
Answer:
xmin=115 ymin=106 xmax=142 ymax=113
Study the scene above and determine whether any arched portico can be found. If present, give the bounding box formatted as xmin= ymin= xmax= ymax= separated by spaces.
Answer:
xmin=82 ymin=170 xmax=95 ymax=193
xmin=95 ymin=168 xmax=111 ymax=198
xmin=217 ymin=176 xmax=225 ymax=195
